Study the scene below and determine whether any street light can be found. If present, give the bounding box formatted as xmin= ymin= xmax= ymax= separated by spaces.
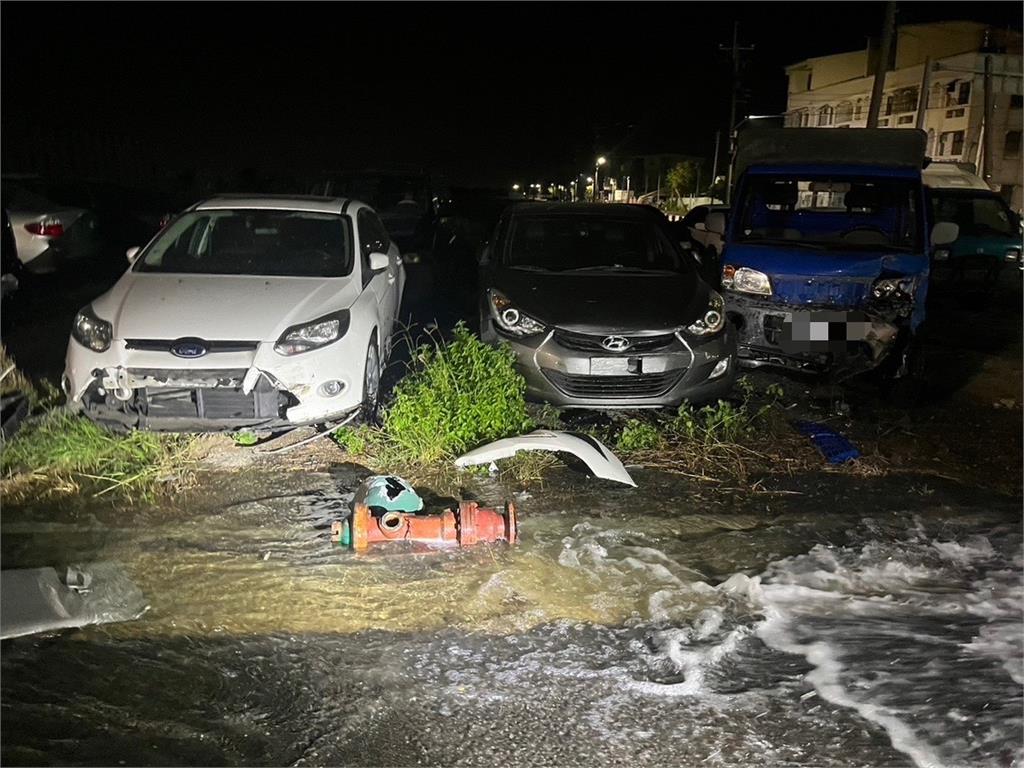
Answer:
xmin=512 ymin=183 xmax=520 ymax=191
xmin=595 ymin=156 xmax=607 ymax=202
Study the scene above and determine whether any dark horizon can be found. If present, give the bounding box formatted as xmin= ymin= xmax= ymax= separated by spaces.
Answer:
xmin=3 ymin=2 xmax=1021 ymax=191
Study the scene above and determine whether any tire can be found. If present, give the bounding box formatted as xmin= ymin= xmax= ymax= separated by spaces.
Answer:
xmin=360 ymin=336 xmax=381 ymax=424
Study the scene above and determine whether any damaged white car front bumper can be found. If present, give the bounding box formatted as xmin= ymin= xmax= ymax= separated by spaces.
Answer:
xmin=64 ymin=332 xmax=367 ymax=431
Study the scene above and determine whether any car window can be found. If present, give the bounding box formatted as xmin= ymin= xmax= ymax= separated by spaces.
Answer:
xmin=930 ymin=193 xmax=1016 ymax=238
xmin=136 ymin=209 xmax=353 ymax=277
xmin=357 ymin=209 xmax=390 ymax=258
xmin=504 ymin=215 xmax=687 ymax=273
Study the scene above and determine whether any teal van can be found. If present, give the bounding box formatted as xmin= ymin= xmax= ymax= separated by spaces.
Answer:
xmin=923 ymin=164 xmax=1022 ymax=282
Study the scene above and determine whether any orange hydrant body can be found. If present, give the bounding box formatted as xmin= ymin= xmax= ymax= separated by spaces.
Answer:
xmin=351 ymin=500 xmax=517 ymax=552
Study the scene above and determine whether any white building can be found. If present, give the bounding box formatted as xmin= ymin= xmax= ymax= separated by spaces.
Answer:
xmin=784 ymin=21 xmax=1023 ymax=211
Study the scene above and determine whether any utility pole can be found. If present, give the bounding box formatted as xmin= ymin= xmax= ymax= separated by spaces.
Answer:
xmin=982 ymin=54 xmax=993 ymax=182
xmin=711 ymin=130 xmax=721 ymax=193
xmin=915 ymin=56 xmax=931 ymax=131
xmin=866 ymin=1 xmax=897 ymax=129
xmin=719 ymin=23 xmax=754 ymax=203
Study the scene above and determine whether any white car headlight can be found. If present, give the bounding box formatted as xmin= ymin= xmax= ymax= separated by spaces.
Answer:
xmin=487 ymin=289 xmax=545 ymax=337
xmin=274 ymin=310 xmax=350 ymax=355
xmin=722 ymin=265 xmax=772 ymax=296
xmin=71 ymin=305 xmax=112 ymax=352
xmin=685 ymin=290 xmax=726 ymax=337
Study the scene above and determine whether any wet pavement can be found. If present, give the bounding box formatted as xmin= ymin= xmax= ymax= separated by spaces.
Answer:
xmin=2 ymin=466 xmax=1021 ymax=767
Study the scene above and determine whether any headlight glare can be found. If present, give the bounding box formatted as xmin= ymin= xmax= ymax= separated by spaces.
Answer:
xmin=274 ymin=310 xmax=350 ymax=355
xmin=71 ymin=305 xmax=113 ymax=352
xmin=685 ymin=290 xmax=726 ymax=336
xmin=1005 ymin=248 xmax=1021 ymax=263
xmin=488 ymin=290 xmax=545 ymax=337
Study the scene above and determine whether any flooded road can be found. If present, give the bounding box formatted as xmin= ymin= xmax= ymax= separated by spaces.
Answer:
xmin=2 ymin=467 xmax=1021 ymax=767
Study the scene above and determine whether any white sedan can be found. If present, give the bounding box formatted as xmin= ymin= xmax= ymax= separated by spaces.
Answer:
xmin=63 ymin=196 xmax=405 ymax=430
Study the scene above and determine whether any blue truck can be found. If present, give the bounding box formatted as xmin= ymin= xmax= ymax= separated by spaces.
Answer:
xmin=708 ymin=128 xmax=959 ymax=386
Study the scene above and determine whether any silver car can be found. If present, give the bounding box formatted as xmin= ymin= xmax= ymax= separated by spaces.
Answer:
xmin=478 ymin=203 xmax=737 ymax=409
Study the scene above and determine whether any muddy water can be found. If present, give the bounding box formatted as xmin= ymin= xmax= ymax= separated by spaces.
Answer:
xmin=2 ymin=467 xmax=1021 ymax=767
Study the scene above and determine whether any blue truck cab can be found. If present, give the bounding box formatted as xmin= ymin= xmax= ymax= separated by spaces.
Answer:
xmin=709 ymin=128 xmax=958 ymax=380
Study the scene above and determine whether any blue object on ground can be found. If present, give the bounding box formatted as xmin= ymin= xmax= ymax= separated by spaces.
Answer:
xmin=792 ymin=420 xmax=860 ymax=464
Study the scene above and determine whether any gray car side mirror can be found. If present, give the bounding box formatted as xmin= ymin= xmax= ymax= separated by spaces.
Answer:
xmin=126 ymin=246 xmax=141 ymax=264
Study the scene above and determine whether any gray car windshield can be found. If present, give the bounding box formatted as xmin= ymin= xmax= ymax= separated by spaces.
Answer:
xmin=136 ymin=210 xmax=352 ymax=277
xmin=505 ymin=215 xmax=686 ymax=272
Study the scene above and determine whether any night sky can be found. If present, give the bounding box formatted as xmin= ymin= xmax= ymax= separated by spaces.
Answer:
xmin=3 ymin=2 xmax=1021 ymax=189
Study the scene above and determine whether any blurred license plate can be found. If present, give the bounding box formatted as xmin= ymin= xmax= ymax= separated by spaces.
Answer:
xmin=590 ymin=357 xmax=631 ymax=375
xmin=786 ymin=311 xmax=868 ymax=342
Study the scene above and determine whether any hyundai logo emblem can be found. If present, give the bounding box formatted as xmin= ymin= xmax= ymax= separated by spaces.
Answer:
xmin=601 ymin=335 xmax=631 ymax=352
xmin=170 ymin=338 xmax=208 ymax=359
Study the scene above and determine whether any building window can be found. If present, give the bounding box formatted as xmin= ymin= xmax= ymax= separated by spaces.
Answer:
xmin=946 ymin=80 xmax=972 ymax=106
xmin=939 ymin=130 xmax=965 ymax=156
xmin=897 ymin=115 xmax=914 ymax=125
xmin=884 ymin=95 xmax=894 ymax=116
xmin=817 ymin=105 xmax=834 ymax=126
xmin=927 ymin=128 xmax=936 ymax=156
xmin=1006 ymin=131 xmax=1022 ymax=158
xmin=945 ymin=108 xmax=965 ymax=119
xmin=835 ymin=101 xmax=854 ymax=124
xmin=878 ymin=118 xmax=890 ymax=127
xmin=1011 ymin=94 xmax=1023 ymax=109
xmin=892 ymin=87 xmax=919 ymax=114
xmin=853 ymin=99 xmax=863 ymax=121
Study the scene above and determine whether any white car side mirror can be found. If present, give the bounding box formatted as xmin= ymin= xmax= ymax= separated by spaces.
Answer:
xmin=931 ymin=221 xmax=959 ymax=246
xmin=368 ymin=251 xmax=389 ymax=272
xmin=706 ymin=212 xmax=727 ymax=235
xmin=126 ymin=246 xmax=141 ymax=263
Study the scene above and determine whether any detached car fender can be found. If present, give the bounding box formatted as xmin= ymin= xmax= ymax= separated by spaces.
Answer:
xmin=455 ymin=429 xmax=637 ymax=487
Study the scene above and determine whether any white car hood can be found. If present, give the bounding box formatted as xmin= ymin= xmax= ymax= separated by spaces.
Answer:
xmin=94 ymin=273 xmax=361 ymax=342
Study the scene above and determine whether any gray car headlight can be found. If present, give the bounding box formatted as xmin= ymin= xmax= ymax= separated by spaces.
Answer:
xmin=71 ymin=305 xmax=113 ymax=352
xmin=685 ymin=290 xmax=726 ymax=337
xmin=274 ymin=310 xmax=350 ymax=355
xmin=487 ymin=289 xmax=545 ymax=337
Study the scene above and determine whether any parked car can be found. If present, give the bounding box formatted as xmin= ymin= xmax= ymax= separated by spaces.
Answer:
xmin=2 ymin=174 xmax=102 ymax=274
xmin=63 ymin=195 xmax=405 ymax=430
xmin=1 ymin=208 xmax=22 ymax=297
xmin=310 ymin=171 xmax=436 ymax=259
xmin=922 ymin=164 xmax=1022 ymax=281
xmin=716 ymin=128 xmax=958 ymax=384
xmin=478 ymin=203 xmax=736 ymax=408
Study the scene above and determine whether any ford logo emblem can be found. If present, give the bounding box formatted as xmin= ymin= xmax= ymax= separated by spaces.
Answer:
xmin=601 ymin=335 xmax=631 ymax=352
xmin=170 ymin=338 xmax=208 ymax=359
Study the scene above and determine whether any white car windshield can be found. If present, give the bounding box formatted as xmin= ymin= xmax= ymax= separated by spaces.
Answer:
xmin=137 ymin=209 xmax=353 ymax=277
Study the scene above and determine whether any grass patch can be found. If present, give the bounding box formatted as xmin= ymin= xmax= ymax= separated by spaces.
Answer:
xmin=333 ymin=323 xmax=540 ymax=486
xmin=598 ymin=378 xmax=816 ymax=483
xmin=1 ymin=410 xmax=195 ymax=500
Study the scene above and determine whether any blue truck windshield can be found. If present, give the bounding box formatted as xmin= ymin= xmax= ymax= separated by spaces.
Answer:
xmin=735 ymin=176 xmax=922 ymax=251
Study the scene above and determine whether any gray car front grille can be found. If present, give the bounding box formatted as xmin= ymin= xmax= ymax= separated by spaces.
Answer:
xmin=541 ymin=369 xmax=683 ymax=399
xmin=553 ymin=329 xmax=677 ymax=354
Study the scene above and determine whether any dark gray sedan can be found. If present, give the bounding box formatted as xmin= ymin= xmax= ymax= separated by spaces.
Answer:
xmin=478 ymin=203 xmax=736 ymax=408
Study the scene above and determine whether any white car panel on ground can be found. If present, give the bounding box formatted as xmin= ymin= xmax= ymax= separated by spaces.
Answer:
xmin=63 ymin=196 xmax=405 ymax=430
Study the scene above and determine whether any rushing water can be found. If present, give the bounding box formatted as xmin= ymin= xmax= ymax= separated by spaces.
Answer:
xmin=2 ymin=467 xmax=1021 ymax=766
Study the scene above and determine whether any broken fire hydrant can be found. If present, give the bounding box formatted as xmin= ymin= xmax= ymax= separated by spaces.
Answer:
xmin=333 ymin=500 xmax=518 ymax=552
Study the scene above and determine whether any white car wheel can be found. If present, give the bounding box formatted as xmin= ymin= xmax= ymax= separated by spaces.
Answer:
xmin=361 ymin=338 xmax=380 ymax=421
